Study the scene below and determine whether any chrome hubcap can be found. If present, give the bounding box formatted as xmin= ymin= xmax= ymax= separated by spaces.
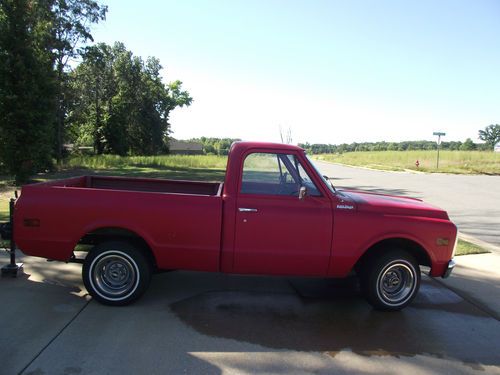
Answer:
xmin=378 ymin=262 xmax=416 ymax=305
xmin=92 ymin=254 xmax=137 ymax=298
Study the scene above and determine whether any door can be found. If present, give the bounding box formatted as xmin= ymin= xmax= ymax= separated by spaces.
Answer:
xmin=233 ymin=152 xmax=333 ymax=276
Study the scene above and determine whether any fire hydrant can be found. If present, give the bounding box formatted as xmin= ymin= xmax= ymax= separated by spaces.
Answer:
xmin=415 ymin=160 xmax=420 ymax=168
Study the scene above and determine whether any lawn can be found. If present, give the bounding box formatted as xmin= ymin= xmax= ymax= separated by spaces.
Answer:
xmin=455 ymin=239 xmax=489 ymax=256
xmin=0 ymin=154 xmax=228 ymax=221
xmin=66 ymin=154 xmax=228 ymax=170
xmin=315 ymin=150 xmax=500 ymax=175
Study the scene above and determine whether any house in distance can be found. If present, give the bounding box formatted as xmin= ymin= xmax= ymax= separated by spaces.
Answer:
xmin=168 ymin=139 xmax=203 ymax=155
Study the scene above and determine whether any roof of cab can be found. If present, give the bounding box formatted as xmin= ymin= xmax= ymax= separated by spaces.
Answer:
xmin=230 ymin=141 xmax=304 ymax=154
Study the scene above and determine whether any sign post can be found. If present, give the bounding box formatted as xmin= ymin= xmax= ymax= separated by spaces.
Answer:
xmin=433 ymin=132 xmax=446 ymax=169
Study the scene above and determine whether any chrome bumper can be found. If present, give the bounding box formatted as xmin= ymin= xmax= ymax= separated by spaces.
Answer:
xmin=442 ymin=259 xmax=456 ymax=279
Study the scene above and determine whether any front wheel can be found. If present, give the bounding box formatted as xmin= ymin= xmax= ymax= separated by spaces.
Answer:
xmin=360 ymin=251 xmax=420 ymax=311
xmin=83 ymin=241 xmax=152 ymax=306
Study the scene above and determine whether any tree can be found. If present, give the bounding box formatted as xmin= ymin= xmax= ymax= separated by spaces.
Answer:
xmin=478 ymin=124 xmax=500 ymax=149
xmin=51 ymin=0 xmax=107 ymax=161
xmin=460 ymin=138 xmax=476 ymax=151
xmin=68 ymin=43 xmax=115 ymax=153
xmin=190 ymin=137 xmax=241 ymax=155
xmin=0 ymin=0 xmax=107 ymax=181
xmin=68 ymin=42 xmax=192 ymax=155
xmin=0 ymin=0 xmax=56 ymax=183
xmin=279 ymin=125 xmax=293 ymax=144
xmin=109 ymin=46 xmax=192 ymax=155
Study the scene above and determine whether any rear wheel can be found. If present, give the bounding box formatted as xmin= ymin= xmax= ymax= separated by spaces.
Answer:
xmin=83 ymin=241 xmax=152 ymax=306
xmin=360 ymin=250 xmax=420 ymax=311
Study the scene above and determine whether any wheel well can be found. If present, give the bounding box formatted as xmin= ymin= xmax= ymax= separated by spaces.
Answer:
xmin=355 ymin=238 xmax=431 ymax=272
xmin=77 ymin=227 xmax=157 ymax=269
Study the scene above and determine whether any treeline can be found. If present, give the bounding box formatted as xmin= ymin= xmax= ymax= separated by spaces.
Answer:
xmin=299 ymin=138 xmax=490 ymax=154
xmin=69 ymin=42 xmax=192 ymax=155
xmin=189 ymin=137 xmax=241 ymax=155
xmin=0 ymin=0 xmax=191 ymax=182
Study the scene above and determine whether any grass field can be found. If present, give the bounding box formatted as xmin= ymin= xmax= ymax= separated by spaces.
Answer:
xmin=66 ymin=154 xmax=228 ymax=170
xmin=0 ymin=154 xmax=228 ymax=222
xmin=315 ymin=150 xmax=500 ymax=174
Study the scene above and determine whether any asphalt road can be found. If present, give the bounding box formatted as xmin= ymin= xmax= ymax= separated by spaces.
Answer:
xmin=1 ymin=253 xmax=499 ymax=375
xmin=315 ymin=161 xmax=500 ymax=247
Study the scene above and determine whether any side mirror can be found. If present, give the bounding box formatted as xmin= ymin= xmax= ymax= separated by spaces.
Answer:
xmin=299 ymin=186 xmax=307 ymax=200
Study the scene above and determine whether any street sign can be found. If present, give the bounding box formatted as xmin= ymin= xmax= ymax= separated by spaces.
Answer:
xmin=433 ymin=132 xmax=446 ymax=169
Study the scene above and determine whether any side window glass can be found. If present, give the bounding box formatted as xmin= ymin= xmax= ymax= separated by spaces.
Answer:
xmin=285 ymin=155 xmax=321 ymax=196
xmin=241 ymin=153 xmax=283 ymax=195
xmin=241 ymin=153 xmax=321 ymax=196
xmin=288 ymin=155 xmax=320 ymax=196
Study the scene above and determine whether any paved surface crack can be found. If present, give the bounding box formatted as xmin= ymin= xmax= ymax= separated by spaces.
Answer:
xmin=18 ymin=298 xmax=92 ymax=375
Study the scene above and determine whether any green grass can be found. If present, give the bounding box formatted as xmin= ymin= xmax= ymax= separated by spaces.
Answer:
xmin=315 ymin=150 xmax=500 ymax=174
xmin=65 ymin=154 xmax=228 ymax=170
xmin=455 ymin=239 xmax=490 ymax=256
xmin=0 ymin=154 xmax=227 ymax=221
xmin=0 ymin=190 xmax=11 ymax=222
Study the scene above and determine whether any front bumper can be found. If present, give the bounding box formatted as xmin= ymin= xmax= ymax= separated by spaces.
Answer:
xmin=442 ymin=258 xmax=456 ymax=278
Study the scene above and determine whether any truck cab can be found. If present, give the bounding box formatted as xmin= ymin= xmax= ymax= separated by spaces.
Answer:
xmin=220 ymin=142 xmax=335 ymax=276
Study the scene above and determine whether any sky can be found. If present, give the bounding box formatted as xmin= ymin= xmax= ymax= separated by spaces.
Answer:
xmin=91 ymin=0 xmax=500 ymax=145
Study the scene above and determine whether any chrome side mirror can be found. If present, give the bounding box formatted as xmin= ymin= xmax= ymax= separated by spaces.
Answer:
xmin=299 ymin=186 xmax=307 ymax=200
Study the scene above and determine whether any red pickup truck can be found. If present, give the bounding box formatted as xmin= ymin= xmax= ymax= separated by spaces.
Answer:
xmin=1 ymin=142 xmax=457 ymax=310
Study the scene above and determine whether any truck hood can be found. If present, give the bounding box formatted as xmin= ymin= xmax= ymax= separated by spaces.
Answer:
xmin=338 ymin=189 xmax=449 ymax=220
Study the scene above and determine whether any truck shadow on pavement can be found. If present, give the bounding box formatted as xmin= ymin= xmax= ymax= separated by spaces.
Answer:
xmin=167 ymin=273 xmax=499 ymax=369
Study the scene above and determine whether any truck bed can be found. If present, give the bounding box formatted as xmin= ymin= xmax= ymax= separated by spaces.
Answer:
xmin=39 ymin=175 xmax=223 ymax=196
xmin=14 ymin=175 xmax=224 ymax=271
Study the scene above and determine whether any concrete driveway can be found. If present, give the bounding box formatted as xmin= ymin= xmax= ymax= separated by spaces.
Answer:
xmin=315 ymin=161 xmax=500 ymax=248
xmin=1 ymin=252 xmax=499 ymax=375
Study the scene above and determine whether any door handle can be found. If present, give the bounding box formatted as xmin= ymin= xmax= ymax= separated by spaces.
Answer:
xmin=238 ymin=208 xmax=258 ymax=212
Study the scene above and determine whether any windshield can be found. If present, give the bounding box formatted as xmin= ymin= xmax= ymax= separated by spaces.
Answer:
xmin=306 ymin=155 xmax=336 ymax=194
